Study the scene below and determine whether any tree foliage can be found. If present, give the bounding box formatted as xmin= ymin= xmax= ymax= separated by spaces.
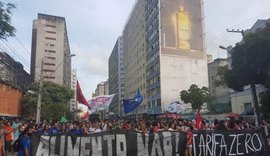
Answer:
xmin=215 ymin=65 xmax=228 ymax=87
xmin=0 ymin=2 xmax=16 ymax=39
xmin=225 ymin=23 xmax=270 ymax=91
xmin=259 ymin=90 xmax=270 ymax=119
xmin=223 ymin=23 xmax=270 ymax=124
xmin=22 ymin=81 xmax=74 ymax=121
xmin=180 ymin=84 xmax=209 ymax=110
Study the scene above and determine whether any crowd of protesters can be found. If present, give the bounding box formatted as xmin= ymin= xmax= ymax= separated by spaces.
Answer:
xmin=0 ymin=116 xmax=270 ymax=156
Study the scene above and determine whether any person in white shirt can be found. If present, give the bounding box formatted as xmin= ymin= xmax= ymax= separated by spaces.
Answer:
xmin=102 ymin=120 xmax=108 ymax=132
xmin=92 ymin=122 xmax=101 ymax=133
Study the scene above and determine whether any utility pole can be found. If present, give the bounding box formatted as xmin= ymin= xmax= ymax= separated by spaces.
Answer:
xmin=226 ymin=29 xmax=244 ymax=36
xmin=226 ymin=28 xmax=259 ymax=127
xmin=36 ymin=60 xmax=44 ymax=124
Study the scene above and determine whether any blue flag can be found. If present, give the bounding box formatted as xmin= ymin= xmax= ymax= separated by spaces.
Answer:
xmin=123 ymin=89 xmax=143 ymax=114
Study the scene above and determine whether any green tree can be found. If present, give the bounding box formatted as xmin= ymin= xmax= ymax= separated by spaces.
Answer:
xmin=225 ymin=23 xmax=270 ymax=124
xmin=180 ymin=84 xmax=209 ymax=110
xmin=0 ymin=2 xmax=16 ymax=39
xmin=22 ymin=81 xmax=74 ymax=121
xmin=21 ymin=91 xmax=37 ymax=119
xmin=259 ymin=90 xmax=270 ymax=119
xmin=215 ymin=65 xmax=228 ymax=87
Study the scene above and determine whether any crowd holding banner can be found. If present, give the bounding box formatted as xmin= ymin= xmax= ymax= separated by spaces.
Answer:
xmin=193 ymin=129 xmax=268 ymax=156
xmin=1 ymin=116 xmax=270 ymax=156
xmin=31 ymin=130 xmax=187 ymax=156
xmin=0 ymin=83 xmax=269 ymax=156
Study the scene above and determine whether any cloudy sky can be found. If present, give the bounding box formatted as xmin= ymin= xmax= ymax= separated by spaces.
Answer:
xmin=2 ymin=0 xmax=270 ymax=99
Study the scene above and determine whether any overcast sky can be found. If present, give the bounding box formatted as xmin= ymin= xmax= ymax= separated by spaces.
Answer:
xmin=2 ymin=0 xmax=270 ymax=99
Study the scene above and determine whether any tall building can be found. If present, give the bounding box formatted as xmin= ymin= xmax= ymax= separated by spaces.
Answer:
xmin=123 ymin=0 xmax=208 ymax=114
xmin=105 ymin=79 xmax=109 ymax=95
xmin=109 ymin=36 xmax=124 ymax=116
xmin=123 ymin=0 xmax=147 ymax=114
xmin=208 ymin=58 xmax=228 ymax=97
xmin=208 ymin=58 xmax=230 ymax=113
xmin=70 ymin=69 xmax=77 ymax=111
xmin=30 ymin=13 xmax=72 ymax=87
xmin=95 ymin=81 xmax=106 ymax=96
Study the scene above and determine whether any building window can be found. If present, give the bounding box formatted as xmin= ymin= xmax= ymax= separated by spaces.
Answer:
xmin=46 ymin=31 xmax=56 ymax=34
xmin=44 ymin=76 xmax=55 ymax=79
xmin=44 ymin=69 xmax=55 ymax=72
xmin=46 ymin=57 xmax=56 ymax=60
xmin=244 ymin=103 xmax=252 ymax=112
xmin=152 ymin=100 xmax=156 ymax=108
xmin=45 ymin=50 xmax=56 ymax=53
xmin=148 ymin=102 xmax=151 ymax=109
xmin=44 ymin=63 xmax=56 ymax=66
xmin=157 ymin=99 xmax=161 ymax=107
xmin=45 ymin=37 xmax=56 ymax=40
xmin=46 ymin=24 xmax=56 ymax=28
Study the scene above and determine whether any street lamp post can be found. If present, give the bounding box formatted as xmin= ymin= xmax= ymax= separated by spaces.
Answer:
xmin=35 ymin=54 xmax=76 ymax=124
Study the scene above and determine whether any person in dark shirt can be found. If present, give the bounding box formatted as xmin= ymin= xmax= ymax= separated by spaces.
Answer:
xmin=18 ymin=125 xmax=33 ymax=156
xmin=70 ymin=122 xmax=83 ymax=134
xmin=48 ymin=123 xmax=60 ymax=135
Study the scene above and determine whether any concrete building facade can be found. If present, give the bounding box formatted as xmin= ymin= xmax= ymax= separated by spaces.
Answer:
xmin=157 ymin=0 xmax=208 ymax=114
xmin=105 ymin=79 xmax=109 ymax=95
xmin=30 ymin=13 xmax=72 ymax=87
xmin=69 ymin=69 xmax=77 ymax=111
xmin=95 ymin=81 xmax=106 ymax=96
xmin=122 ymin=0 xmax=208 ymax=114
xmin=109 ymin=36 xmax=124 ymax=116
xmin=208 ymin=58 xmax=229 ymax=98
xmin=208 ymin=58 xmax=230 ymax=113
xmin=123 ymin=0 xmax=147 ymax=114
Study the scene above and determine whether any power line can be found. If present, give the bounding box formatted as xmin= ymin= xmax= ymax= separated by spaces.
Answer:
xmin=206 ymin=11 xmax=270 ymax=52
xmin=0 ymin=53 xmax=30 ymax=90
xmin=3 ymin=39 xmax=30 ymax=66
xmin=227 ymin=11 xmax=270 ymax=29
xmin=0 ymin=42 xmax=40 ymax=83
xmin=14 ymin=36 xmax=31 ymax=55
xmin=0 ymin=39 xmax=30 ymax=71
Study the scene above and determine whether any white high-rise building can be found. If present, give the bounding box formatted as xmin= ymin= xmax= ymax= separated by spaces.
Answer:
xmin=109 ymin=36 xmax=125 ymax=116
xmin=122 ymin=0 xmax=208 ymax=114
xmin=30 ymin=13 xmax=72 ymax=87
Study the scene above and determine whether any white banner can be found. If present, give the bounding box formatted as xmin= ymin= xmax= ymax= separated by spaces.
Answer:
xmin=167 ymin=101 xmax=187 ymax=113
xmin=88 ymin=94 xmax=115 ymax=112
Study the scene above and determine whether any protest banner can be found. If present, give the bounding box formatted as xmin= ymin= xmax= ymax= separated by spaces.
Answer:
xmin=31 ymin=130 xmax=187 ymax=156
xmin=192 ymin=129 xmax=270 ymax=156
xmin=88 ymin=94 xmax=115 ymax=113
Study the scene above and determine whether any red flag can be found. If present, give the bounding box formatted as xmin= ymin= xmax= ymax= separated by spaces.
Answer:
xmin=196 ymin=109 xmax=202 ymax=130
xmin=76 ymin=81 xmax=88 ymax=106
xmin=81 ymin=112 xmax=89 ymax=120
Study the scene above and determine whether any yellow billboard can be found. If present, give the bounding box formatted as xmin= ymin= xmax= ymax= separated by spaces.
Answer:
xmin=160 ymin=0 xmax=204 ymax=53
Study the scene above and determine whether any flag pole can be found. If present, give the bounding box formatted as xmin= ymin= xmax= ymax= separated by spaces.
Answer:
xmin=135 ymin=89 xmax=138 ymax=120
xmin=136 ymin=108 xmax=138 ymax=120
